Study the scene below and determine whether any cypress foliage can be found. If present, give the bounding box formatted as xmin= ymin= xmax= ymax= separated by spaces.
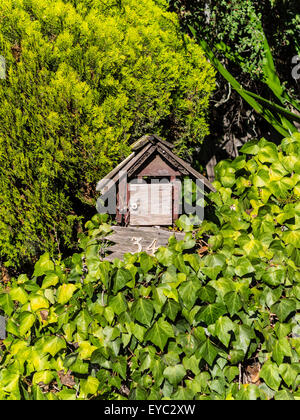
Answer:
xmin=0 ymin=0 xmax=215 ymax=269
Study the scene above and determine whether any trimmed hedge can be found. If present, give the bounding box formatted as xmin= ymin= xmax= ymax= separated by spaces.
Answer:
xmin=0 ymin=0 xmax=215 ymax=270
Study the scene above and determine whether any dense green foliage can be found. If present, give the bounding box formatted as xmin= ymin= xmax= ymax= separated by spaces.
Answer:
xmin=169 ymin=0 xmax=300 ymax=166
xmin=0 ymin=134 xmax=299 ymax=400
xmin=195 ymin=28 xmax=300 ymax=139
xmin=171 ymin=0 xmax=265 ymax=78
xmin=169 ymin=0 xmax=300 ymax=83
xmin=0 ymin=0 xmax=215 ymax=270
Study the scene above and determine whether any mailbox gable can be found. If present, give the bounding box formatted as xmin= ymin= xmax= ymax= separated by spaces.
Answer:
xmin=97 ymin=134 xmax=215 ymax=227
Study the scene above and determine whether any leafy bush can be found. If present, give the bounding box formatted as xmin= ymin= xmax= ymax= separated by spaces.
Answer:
xmin=0 ymin=135 xmax=299 ymax=400
xmin=0 ymin=0 xmax=215 ymax=270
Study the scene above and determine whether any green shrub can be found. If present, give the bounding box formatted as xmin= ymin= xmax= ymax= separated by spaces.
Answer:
xmin=0 ymin=135 xmax=299 ymax=400
xmin=0 ymin=0 xmax=215 ymax=270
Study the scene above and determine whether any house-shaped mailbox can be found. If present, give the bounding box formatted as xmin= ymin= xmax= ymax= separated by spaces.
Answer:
xmin=97 ymin=135 xmax=215 ymax=226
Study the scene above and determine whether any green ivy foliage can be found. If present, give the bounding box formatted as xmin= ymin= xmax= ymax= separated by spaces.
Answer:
xmin=0 ymin=135 xmax=299 ymax=400
xmin=0 ymin=0 xmax=215 ymax=269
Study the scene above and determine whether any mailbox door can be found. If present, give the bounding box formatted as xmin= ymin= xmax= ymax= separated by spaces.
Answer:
xmin=129 ymin=183 xmax=173 ymax=226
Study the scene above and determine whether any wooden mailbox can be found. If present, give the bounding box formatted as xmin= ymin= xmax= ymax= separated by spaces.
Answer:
xmin=97 ymin=134 xmax=215 ymax=227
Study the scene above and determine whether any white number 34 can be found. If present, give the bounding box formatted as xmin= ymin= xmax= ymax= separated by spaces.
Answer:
xmin=131 ymin=237 xmax=158 ymax=255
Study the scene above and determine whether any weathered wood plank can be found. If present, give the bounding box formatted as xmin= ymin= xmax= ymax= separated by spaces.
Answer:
xmin=107 ymin=238 xmax=168 ymax=254
xmin=105 ymin=226 xmax=185 ymax=241
xmin=112 ymin=226 xmax=177 ymax=235
xmin=157 ymin=142 xmax=216 ymax=192
xmin=138 ymin=154 xmax=181 ymax=177
xmin=103 ymin=226 xmax=186 ymax=261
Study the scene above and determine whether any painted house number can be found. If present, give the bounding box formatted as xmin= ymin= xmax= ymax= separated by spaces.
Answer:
xmin=131 ymin=237 xmax=159 ymax=255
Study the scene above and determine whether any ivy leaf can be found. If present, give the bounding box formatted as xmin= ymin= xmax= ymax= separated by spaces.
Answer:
xmin=215 ymin=316 xmax=235 ymax=347
xmin=131 ymin=298 xmax=154 ymax=327
xmin=272 ymin=338 xmax=292 ymax=365
xmin=278 ymin=364 xmax=299 ymax=388
xmin=75 ymin=309 xmax=93 ymax=337
xmin=0 ymin=292 xmax=14 ymax=316
xmin=262 ymin=267 xmax=286 ymax=287
xmin=163 ymin=300 xmax=181 ymax=322
xmin=9 ymin=287 xmax=29 ymax=304
xmin=282 ymin=230 xmax=300 ymax=248
xmin=113 ymin=268 xmax=132 ymax=293
xmin=70 ymin=359 xmax=89 ymax=375
xmin=224 ymin=366 xmax=239 ymax=383
xmin=104 ymin=306 xmax=114 ymax=324
xmin=150 ymin=359 xmax=164 ymax=386
xmin=236 ymin=384 xmax=261 ymax=401
xmin=202 ymin=254 xmax=226 ymax=280
xmin=29 ymin=294 xmax=49 ymax=312
xmin=260 ymin=361 xmax=281 ymax=391
xmin=184 ymin=254 xmax=201 ymax=272
xmin=233 ymin=325 xmax=255 ymax=354
xmin=229 ymin=349 xmax=245 ymax=365
xmin=240 ymin=140 xmax=260 ymax=155
xmin=271 ymin=299 xmax=297 ymax=323
xmin=241 ymin=237 xmax=263 ymax=257
xmin=269 ymin=178 xmax=293 ymax=199
xmin=234 ymin=257 xmax=255 ymax=277
xmin=0 ymin=371 xmax=20 ymax=394
xmin=263 ymin=285 xmax=283 ymax=308
xmin=145 ymin=318 xmax=174 ymax=351
xmin=252 ymin=169 xmax=270 ymax=187
xmin=171 ymin=386 xmax=195 ymax=400
xmin=109 ymin=292 xmax=128 ymax=315
xmin=155 ymin=247 xmax=174 ymax=266
xmin=274 ymin=390 xmax=295 ymax=401
xmin=63 ymin=352 xmax=78 ymax=370
xmin=198 ymin=285 xmax=216 ymax=304
xmin=33 ymin=253 xmax=54 ymax=277
xmin=32 ymin=370 xmax=55 ymax=385
xmin=19 ymin=312 xmax=35 ymax=336
xmin=182 ymin=354 xmax=201 ymax=375
xmin=57 ymin=389 xmax=77 ymax=401
xmin=86 ymin=257 xmax=101 ymax=279
xmin=131 ymin=323 xmax=146 ymax=342
xmin=43 ymin=336 xmax=66 ymax=357
xmin=175 ymin=215 xmax=194 ymax=232
xmin=80 ymin=376 xmax=99 ymax=397
xmin=178 ymin=280 xmax=201 ymax=310
xmin=56 ymin=284 xmax=77 ymax=305
xmin=257 ymin=143 xmax=279 ymax=163
xmin=112 ymin=356 xmax=127 ymax=380
xmin=224 ymin=291 xmax=243 ymax=316
xmin=98 ymin=261 xmax=111 ymax=289
xmin=163 ymin=351 xmax=180 ymax=367
xmin=274 ymin=323 xmax=292 ymax=339
xmin=163 ymin=365 xmax=186 ymax=386
xmin=196 ymin=303 xmax=227 ymax=326
xmin=78 ymin=341 xmax=97 ymax=359
xmin=42 ymin=273 xmax=59 ymax=289
xmin=30 ymin=349 xmax=50 ymax=371
xmin=198 ymin=339 xmax=219 ymax=366
xmin=139 ymin=253 xmax=154 ymax=274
